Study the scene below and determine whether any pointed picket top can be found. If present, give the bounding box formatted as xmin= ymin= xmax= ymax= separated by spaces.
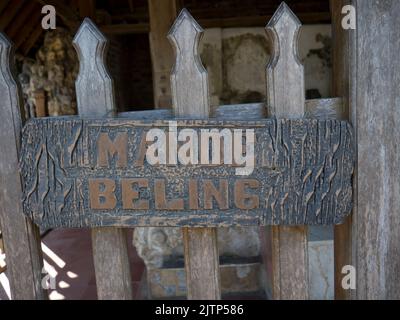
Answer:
xmin=267 ymin=2 xmax=301 ymax=32
xmin=168 ymin=9 xmax=210 ymax=118
xmin=0 ymin=33 xmax=23 ymax=143
xmin=266 ymin=2 xmax=304 ymax=117
xmin=73 ymin=18 xmax=115 ymax=117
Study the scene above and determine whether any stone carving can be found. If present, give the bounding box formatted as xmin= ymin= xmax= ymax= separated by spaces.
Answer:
xmin=133 ymin=227 xmax=261 ymax=269
xmin=18 ymin=28 xmax=78 ymax=116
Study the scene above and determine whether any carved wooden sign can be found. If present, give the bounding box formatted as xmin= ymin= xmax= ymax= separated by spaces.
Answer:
xmin=20 ymin=117 xmax=354 ymax=228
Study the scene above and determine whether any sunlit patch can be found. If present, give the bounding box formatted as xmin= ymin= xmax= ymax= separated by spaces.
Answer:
xmin=0 ymin=273 xmax=11 ymax=299
xmin=49 ymin=290 xmax=65 ymax=300
xmin=0 ymin=252 xmax=5 ymax=268
xmin=43 ymin=260 xmax=58 ymax=278
xmin=58 ymin=281 xmax=70 ymax=289
xmin=41 ymin=243 xmax=66 ymax=268
xmin=67 ymin=271 xmax=78 ymax=279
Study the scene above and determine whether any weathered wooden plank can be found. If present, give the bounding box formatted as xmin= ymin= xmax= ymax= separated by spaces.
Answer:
xmin=168 ymin=9 xmax=220 ymax=300
xmin=118 ymin=98 xmax=344 ymax=120
xmin=148 ymin=0 xmax=178 ymax=108
xmin=73 ymin=19 xmax=132 ymax=300
xmin=0 ymin=33 xmax=46 ymax=300
xmin=20 ymin=117 xmax=354 ymax=228
xmin=353 ymin=0 xmax=400 ymax=300
xmin=264 ymin=3 xmax=309 ymax=300
xmin=330 ymin=0 xmax=353 ymax=300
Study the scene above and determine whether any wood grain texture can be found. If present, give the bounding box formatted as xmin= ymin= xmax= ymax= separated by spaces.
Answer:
xmin=169 ymin=9 xmax=220 ymax=300
xmin=73 ymin=19 xmax=132 ymax=300
xmin=266 ymin=2 xmax=304 ymax=117
xmin=0 ymin=33 xmax=46 ymax=300
xmin=168 ymin=9 xmax=210 ymax=118
xmin=353 ymin=0 xmax=400 ymax=299
xmin=118 ymin=98 xmax=344 ymax=120
xmin=20 ymin=117 xmax=354 ymax=228
xmin=183 ymin=227 xmax=220 ymax=299
xmin=330 ymin=0 xmax=353 ymax=300
xmin=148 ymin=0 xmax=178 ymax=108
xmin=73 ymin=18 xmax=115 ymax=118
xmin=265 ymin=3 xmax=308 ymax=300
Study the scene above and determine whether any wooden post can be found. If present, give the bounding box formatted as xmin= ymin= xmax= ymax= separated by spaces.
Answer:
xmin=33 ymin=89 xmax=46 ymax=117
xmin=168 ymin=9 xmax=221 ymax=300
xmin=330 ymin=0 xmax=353 ymax=300
xmin=352 ymin=0 xmax=400 ymax=299
xmin=73 ymin=19 xmax=133 ymax=300
xmin=264 ymin=3 xmax=309 ymax=300
xmin=0 ymin=33 xmax=46 ymax=300
xmin=148 ymin=0 xmax=179 ymax=109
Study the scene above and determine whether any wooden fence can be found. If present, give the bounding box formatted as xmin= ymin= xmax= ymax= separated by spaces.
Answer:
xmin=0 ymin=3 xmax=355 ymax=300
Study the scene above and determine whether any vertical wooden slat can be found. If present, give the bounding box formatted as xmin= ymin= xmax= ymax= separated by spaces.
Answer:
xmin=353 ymin=0 xmax=400 ymax=300
xmin=330 ymin=0 xmax=353 ymax=300
xmin=32 ymin=90 xmax=46 ymax=117
xmin=148 ymin=0 xmax=178 ymax=108
xmin=168 ymin=9 xmax=221 ymax=300
xmin=73 ymin=18 xmax=133 ymax=300
xmin=0 ymin=33 xmax=46 ymax=300
xmin=264 ymin=2 xmax=309 ymax=300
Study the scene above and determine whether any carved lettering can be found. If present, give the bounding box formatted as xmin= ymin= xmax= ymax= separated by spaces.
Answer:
xmin=154 ymin=179 xmax=184 ymax=210
xmin=234 ymin=179 xmax=260 ymax=209
xmin=20 ymin=117 xmax=354 ymax=227
xmin=89 ymin=178 xmax=117 ymax=209
xmin=121 ymin=178 xmax=149 ymax=210
xmin=203 ymin=179 xmax=229 ymax=210
xmin=97 ymin=132 xmax=128 ymax=168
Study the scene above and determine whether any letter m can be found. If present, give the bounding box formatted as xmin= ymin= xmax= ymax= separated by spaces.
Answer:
xmin=97 ymin=132 xmax=128 ymax=168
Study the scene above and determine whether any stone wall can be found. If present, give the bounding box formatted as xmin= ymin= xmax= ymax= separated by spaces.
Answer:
xmin=200 ymin=25 xmax=332 ymax=107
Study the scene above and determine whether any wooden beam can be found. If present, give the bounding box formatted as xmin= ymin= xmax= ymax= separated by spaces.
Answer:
xmin=21 ymin=24 xmax=43 ymax=55
xmin=128 ymin=0 xmax=134 ymax=13
xmin=14 ymin=9 xmax=42 ymax=49
xmin=148 ymin=0 xmax=179 ymax=108
xmin=0 ymin=1 xmax=10 ymax=17
xmin=198 ymin=12 xmax=331 ymax=28
xmin=5 ymin=0 xmax=37 ymax=38
xmin=0 ymin=0 xmax=25 ymax=30
xmin=100 ymin=23 xmax=149 ymax=35
xmin=79 ymin=0 xmax=95 ymax=19
xmin=353 ymin=0 xmax=400 ymax=299
xmin=330 ymin=0 xmax=353 ymax=300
